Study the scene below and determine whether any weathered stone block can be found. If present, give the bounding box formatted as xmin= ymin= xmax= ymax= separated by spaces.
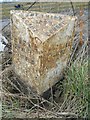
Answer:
xmin=10 ymin=10 xmax=76 ymax=94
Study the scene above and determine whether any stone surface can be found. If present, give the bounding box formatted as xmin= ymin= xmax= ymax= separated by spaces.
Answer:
xmin=10 ymin=10 xmax=76 ymax=94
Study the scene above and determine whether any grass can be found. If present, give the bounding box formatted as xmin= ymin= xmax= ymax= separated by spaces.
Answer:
xmin=64 ymin=40 xmax=88 ymax=118
xmin=0 ymin=2 xmax=88 ymax=19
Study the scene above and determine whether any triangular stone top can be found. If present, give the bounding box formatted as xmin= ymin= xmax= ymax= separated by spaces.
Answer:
xmin=11 ymin=10 xmax=75 ymax=43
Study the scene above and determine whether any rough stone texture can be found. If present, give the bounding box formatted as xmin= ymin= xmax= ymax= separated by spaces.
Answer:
xmin=10 ymin=10 xmax=76 ymax=94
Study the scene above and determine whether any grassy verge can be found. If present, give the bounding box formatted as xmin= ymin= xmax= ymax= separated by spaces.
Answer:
xmin=1 ymin=2 xmax=88 ymax=118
